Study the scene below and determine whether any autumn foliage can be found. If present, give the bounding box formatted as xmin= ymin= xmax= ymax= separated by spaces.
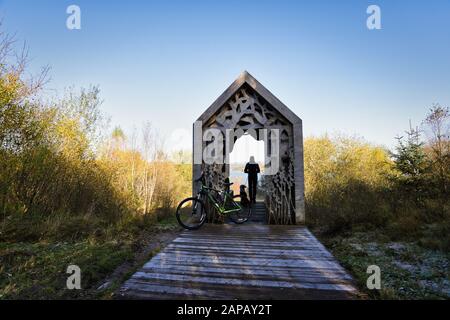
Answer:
xmin=0 ymin=33 xmax=190 ymax=242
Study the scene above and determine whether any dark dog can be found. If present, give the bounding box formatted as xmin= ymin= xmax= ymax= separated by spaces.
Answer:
xmin=239 ymin=185 xmax=250 ymax=207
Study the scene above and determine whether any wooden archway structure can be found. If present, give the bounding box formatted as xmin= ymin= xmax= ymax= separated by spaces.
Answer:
xmin=193 ymin=71 xmax=305 ymax=224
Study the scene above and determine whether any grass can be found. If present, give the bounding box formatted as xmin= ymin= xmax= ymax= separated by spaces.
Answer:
xmin=318 ymin=230 xmax=450 ymax=300
xmin=0 ymin=210 xmax=181 ymax=300
xmin=0 ymin=241 xmax=132 ymax=299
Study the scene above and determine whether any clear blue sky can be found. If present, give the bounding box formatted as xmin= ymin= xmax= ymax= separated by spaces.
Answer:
xmin=1 ymin=0 xmax=450 ymax=151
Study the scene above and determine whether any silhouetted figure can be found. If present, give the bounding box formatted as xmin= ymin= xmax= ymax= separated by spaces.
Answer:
xmin=239 ymin=185 xmax=250 ymax=208
xmin=244 ymin=156 xmax=260 ymax=204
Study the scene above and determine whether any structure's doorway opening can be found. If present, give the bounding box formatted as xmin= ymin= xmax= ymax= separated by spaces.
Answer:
xmin=228 ymin=133 xmax=265 ymax=202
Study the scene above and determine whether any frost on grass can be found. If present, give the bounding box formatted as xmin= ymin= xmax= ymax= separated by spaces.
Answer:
xmin=325 ymin=232 xmax=450 ymax=299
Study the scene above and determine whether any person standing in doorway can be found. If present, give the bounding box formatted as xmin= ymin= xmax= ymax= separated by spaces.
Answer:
xmin=244 ymin=156 xmax=260 ymax=204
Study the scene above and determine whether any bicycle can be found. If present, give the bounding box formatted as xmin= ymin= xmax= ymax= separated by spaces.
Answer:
xmin=175 ymin=174 xmax=252 ymax=230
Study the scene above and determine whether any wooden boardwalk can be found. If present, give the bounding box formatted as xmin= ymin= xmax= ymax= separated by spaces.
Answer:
xmin=119 ymin=222 xmax=358 ymax=299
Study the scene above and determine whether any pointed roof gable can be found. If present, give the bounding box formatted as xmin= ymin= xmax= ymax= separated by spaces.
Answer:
xmin=197 ymin=71 xmax=302 ymax=126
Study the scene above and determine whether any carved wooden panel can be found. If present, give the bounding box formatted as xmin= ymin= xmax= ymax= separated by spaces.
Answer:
xmin=201 ymin=84 xmax=296 ymax=224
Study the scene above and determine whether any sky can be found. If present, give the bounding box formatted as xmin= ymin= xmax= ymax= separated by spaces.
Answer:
xmin=1 ymin=0 xmax=450 ymax=161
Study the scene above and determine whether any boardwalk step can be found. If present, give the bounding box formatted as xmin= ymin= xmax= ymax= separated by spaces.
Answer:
xmin=119 ymin=224 xmax=358 ymax=300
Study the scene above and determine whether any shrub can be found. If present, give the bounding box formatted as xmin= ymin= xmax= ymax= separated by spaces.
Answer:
xmin=305 ymin=135 xmax=394 ymax=234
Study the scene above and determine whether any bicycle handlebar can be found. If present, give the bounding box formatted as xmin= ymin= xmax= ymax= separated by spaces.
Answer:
xmin=194 ymin=173 xmax=233 ymax=191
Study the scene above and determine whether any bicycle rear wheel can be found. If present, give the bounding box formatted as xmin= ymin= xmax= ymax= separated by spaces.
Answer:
xmin=176 ymin=197 xmax=206 ymax=230
xmin=229 ymin=195 xmax=252 ymax=224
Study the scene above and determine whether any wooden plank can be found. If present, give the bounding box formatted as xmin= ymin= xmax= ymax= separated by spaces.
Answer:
xmin=130 ymin=271 xmax=357 ymax=292
xmin=143 ymin=260 xmax=354 ymax=275
xmin=164 ymin=245 xmax=335 ymax=259
xmin=140 ymin=265 xmax=353 ymax=281
xmin=121 ymin=278 xmax=355 ymax=300
xmin=119 ymin=224 xmax=358 ymax=300
xmin=142 ymin=262 xmax=354 ymax=280
xmin=147 ymin=254 xmax=347 ymax=271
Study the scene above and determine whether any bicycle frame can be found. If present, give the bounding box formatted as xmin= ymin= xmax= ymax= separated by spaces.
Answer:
xmin=197 ymin=184 xmax=242 ymax=215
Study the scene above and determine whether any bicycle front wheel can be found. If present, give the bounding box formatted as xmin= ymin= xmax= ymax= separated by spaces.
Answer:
xmin=229 ymin=195 xmax=252 ymax=224
xmin=176 ymin=197 xmax=206 ymax=230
